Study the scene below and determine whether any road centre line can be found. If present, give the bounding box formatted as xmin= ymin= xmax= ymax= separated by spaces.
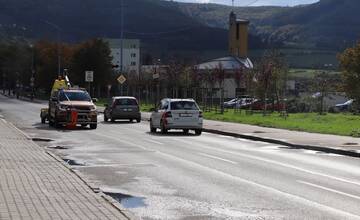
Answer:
xmin=155 ymin=151 xmax=360 ymax=219
xmin=146 ymin=139 xmax=164 ymax=145
xmin=173 ymin=138 xmax=360 ymax=187
xmin=198 ymin=153 xmax=237 ymax=164
xmin=298 ymin=180 xmax=360 ymax=201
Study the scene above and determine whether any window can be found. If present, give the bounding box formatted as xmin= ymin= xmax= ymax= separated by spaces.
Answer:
xmin=114 ymin=98 xmax=138 ymax=106
xmin=170 ymin=101 xmax=199 ymax=110
xmin=131 ymin=62 xmax=136 ymax=66
xmin=236 ymin=23 xmax=240 ymax=40
xmin=131 ymin=53 xmax=136 ymax=58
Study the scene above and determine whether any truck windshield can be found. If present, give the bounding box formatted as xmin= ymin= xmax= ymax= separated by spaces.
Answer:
xmin=170 ymin=101 xmax=199 ymax=110
xmin=59 ymin=91 xmax=91 ymax=102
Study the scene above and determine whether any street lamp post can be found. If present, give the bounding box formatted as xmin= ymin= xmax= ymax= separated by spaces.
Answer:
xmin=29 ymin=44 xmax=35 ymax=100
xmin=44 ymin=21 xmax=62 ymax=76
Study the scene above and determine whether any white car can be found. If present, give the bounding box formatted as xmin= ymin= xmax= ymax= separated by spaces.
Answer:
xmin=150 ymin=98 xmax=203 ymax=135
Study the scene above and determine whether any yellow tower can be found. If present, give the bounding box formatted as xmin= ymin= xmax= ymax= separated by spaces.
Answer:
xmin=229 ymin=12 xmax=249 ymax=58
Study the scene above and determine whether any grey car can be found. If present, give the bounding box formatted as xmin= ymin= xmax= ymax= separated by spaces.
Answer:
xmin=104 ymin=96 xmax=141 ymax=122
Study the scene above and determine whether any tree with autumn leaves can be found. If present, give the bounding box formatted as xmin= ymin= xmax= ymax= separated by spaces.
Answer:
xmin=338 ymin=41 xmax=360 ymax=111
xmin=34 ymin=39 xmax=112 ymax=96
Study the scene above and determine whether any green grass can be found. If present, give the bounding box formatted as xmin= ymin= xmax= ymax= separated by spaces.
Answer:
xmin=289 ymin=68 xmax=341 ymax=79
xmin=203 ymin=110 xmax=360 ymax=137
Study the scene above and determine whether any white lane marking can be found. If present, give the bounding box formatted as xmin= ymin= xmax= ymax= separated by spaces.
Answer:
xmin=199 ymin=153 xmax=237 ymax=165
xmin=156 ymin=151 xmax=360 ymax=219
xmin=298 ymin=180 xmax=360 ymax=201
xmin=146 ymin=139 xmax=164 ymax=145
xmin=95 ymin=132 xmax=149 ymax=151
xmin=173 ymin=138 xmax=360 ymax=187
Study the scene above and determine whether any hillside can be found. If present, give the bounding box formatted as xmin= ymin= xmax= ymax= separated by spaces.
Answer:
xmin=0 ymin=0 xmax=264 ymax=61
xmin=175 ymin=0 xmax=360 ymax=50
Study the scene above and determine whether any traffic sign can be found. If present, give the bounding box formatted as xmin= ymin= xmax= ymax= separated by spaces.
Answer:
xmin=117 ymin=74 xmax=126 ymax=84
xmin=85 ymin=71 xmax=94 ymax=82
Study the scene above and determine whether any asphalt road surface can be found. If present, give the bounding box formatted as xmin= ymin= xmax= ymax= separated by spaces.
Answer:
xmin=1 ymin=95 xmax=360 ymax=220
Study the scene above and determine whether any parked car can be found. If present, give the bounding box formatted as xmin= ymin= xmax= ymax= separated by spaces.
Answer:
xmin=335 ymin=99 xmax=354 ymax=112
xmin=104 ymin=96 xmax=141 ymax=122
xmin=235 ymin=98 xmax=257 ymax=109
xmin=150 ymin=98 xmax=203 ymax=135
xmin=224 ymin=98 xmax=239 ymax=108
xmin=246 ymin=100 xmax=286 ymax=111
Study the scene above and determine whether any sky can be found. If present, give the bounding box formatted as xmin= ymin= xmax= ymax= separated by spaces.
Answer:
xmin=172 ymin=0 xmax=319 ymax=7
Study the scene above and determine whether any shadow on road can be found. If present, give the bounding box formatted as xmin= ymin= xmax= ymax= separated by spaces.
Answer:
xmin=32 ymin=123 xmax=94 ymax=132
xmin=145 ymin=131 xmax=199 ymax=137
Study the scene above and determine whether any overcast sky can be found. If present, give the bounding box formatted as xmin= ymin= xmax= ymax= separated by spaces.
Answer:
xmin=172 ymin=0 xmax=319 ymax=7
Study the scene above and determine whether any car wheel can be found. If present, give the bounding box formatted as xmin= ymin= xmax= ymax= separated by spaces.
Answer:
xmin=104 ymin=115 xmax=108 ymax=122
xmin=183 ymin=129 xmax=189 ymax=134
xmin=41 ymin=117 xmax=46 ymax=124
xmin=195 ymin=129 xmax=202 ymax=135
xmin=129 ymin=119 xmax=133 ymax=123
xmin=90 ymin=124 xmax=97 ymax=129
xmin=111 ymin=118 xmax=115 ymax=122
xmin=136 ymin=118 xmax=141 ymax=123
xmin=160 ymin=120 xmax=167 ymax=134
xmin=150 ymin=120 xmax=156 ymax=133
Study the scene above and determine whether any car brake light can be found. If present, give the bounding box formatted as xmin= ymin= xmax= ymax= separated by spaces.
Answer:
xmin=164 ymin=111 xmax=172 ymax=118
xmin=199 ymin=111 xmax=203 ymax=118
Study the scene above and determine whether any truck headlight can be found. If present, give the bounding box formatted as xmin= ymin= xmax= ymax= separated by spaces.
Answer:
xmin=59 ymin=105 xmax=69 ymax=111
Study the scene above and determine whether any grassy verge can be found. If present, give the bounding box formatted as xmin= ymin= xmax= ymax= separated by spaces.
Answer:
xmin=204 ymin=110 xmax=360 ymax=137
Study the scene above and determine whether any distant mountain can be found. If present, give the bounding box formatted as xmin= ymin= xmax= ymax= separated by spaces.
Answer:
xmin=175 ymin=0 xmax=360 ymax=50
xmin=0 ymin=0 xmax=264 ymax=61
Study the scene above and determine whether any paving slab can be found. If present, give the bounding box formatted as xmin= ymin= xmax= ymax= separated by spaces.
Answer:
xmin=0 ymin=118 xmax=130 ymax=220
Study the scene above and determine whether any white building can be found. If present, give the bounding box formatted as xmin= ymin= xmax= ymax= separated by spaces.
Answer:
xmin=104 ymin=38 xmax=140 ymax=75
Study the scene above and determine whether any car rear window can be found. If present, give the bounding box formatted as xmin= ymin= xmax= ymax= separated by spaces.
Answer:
xmin=114 ymin=98 xmax=138 ymax=106
xmin=170 ymin=101 xmax=199 ymax=110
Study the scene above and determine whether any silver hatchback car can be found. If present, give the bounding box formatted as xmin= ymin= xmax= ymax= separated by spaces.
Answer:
xmin=150 ymin=98 xmax=203 ymax=135
xmin=104 ymin=96 xmax=141 ymax=122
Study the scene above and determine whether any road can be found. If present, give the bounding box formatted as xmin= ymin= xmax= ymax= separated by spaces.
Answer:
xmin=1 ymin=95 xmax=360 ymax=220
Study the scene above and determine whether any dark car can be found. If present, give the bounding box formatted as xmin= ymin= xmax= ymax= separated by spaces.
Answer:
xmin=104 ymin=96 xmax=141 ymax=122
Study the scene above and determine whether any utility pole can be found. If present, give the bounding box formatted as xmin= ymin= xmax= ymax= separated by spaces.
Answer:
xmin=120 ymin=0 xmax=124 ymax=74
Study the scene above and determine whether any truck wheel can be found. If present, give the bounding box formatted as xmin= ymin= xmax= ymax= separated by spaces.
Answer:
xmin=160 ymin=120 xmax=167 ymax=134
xmin=90 ymin=124 xmax=97 ymax=129
xmin=49 ymin=119 xmax=54 ymax=127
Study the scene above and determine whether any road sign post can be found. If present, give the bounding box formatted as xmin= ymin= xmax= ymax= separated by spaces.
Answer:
xmin=117 ymin=74 xmax=127 ymax=96
xmin=85 ymin=71 xmax=94 ymax=95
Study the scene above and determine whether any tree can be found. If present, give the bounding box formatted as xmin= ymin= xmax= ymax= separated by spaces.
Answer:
xmin=338 ymin=42 xmax=360 ymax=111
xmin=35 ymin=40 xmax=74 ymax=93
xmin=312 ymin=71 xmax=334 ymax=115
xmin=70 ymin=39 xmax=113 ymax=97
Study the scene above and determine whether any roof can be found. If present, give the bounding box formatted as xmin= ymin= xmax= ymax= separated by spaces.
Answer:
xmin=162 ymin=98 xmax=195 ymax=102
xmin=196 ymin=56 xmax=253 ymax=70
xmin=112 ymin=96 xmax=137 ymax=99
xmin=236 ymin=19 xmax=250 ymax=24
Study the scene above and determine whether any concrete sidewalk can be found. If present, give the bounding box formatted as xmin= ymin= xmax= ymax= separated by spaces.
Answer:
xmin=137 ymin=112 xmax=360 ymax=157
xmin=0 ymin=117 xmax=130 ymax=220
